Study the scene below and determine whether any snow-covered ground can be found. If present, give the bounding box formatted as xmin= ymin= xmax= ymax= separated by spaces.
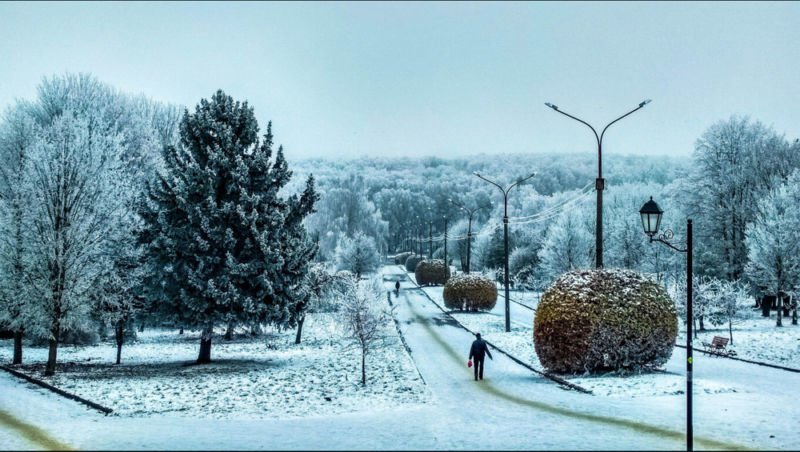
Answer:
xmin=0 ymin=310 xmax=430 ymax=419
xmin=1 ymin=265 xmax=798 ymax=450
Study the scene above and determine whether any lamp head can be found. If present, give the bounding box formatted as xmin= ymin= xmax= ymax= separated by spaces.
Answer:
xmin=544 ymin=102 xmax=558 ymax=111
xmin=639 ymin=99 xmax=652 ymax=108
xmin=639 ymin=196 xmax=664 ymax=237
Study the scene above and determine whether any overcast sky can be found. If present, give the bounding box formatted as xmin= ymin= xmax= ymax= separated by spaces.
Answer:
xmin=1 ymin=1 xmax=798 ymax=160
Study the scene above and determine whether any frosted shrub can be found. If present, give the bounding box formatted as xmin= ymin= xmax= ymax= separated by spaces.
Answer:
xmin=443 ymin=274 xmax=497 ymax=311
xmin=414 ymin=259 xmax=450 ymax=286
xmin=394 ymin=252 xmax=412 ymax=265
xmin=534 ymin=269 xmax=678 ymax=374
xmin=405 ymin=254 xmax=424 ymax=272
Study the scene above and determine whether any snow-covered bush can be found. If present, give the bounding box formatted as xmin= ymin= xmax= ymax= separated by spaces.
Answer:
xmin=443 ymin=274 xmax=497 ymax=311
xmin=394 ymin=252 xmax=412 ymax=265
xmin=414 ymin=259 xmax=450 ymax=286
xmin=534 ymin=269 xmax=678 ymax=374
xmin=405 ymin=254 xmax=424 ymax=272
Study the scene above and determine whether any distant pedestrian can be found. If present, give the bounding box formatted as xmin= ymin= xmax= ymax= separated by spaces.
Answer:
xmin=394 ymin=280 xmax=401 ymax=297
xmin=468 ymin=333 xmax=493 ymax=381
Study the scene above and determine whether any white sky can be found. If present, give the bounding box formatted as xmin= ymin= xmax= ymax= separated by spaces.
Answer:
xmin=1 ymin=1 xmax=798 ymax=160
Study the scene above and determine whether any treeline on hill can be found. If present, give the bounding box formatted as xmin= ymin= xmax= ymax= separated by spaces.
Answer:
xmin=2 ymin=73 xmax=799 ymax=375
xmin=293 ymin=117 xmax=800 ymax=332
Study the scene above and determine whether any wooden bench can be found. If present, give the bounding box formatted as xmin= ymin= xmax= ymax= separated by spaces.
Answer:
xmin=701 ymin=336 xmax=737 ymax=357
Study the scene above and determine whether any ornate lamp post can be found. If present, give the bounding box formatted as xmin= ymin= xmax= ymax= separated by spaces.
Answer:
xmin=639 ymin=196 xmax=693 ymax=452
xmin=546 ymin=100 xmax=651 ymax=268
xmin=449 ymin=198 xmax=492 ymax=274
xmin=474 ymin=172 xmax=536 ymax=332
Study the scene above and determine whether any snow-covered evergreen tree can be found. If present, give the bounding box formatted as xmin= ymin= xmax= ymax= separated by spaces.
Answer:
xmin=140 ymin=90 xmax=318 ymax=363
xmin=744 ymin=170 xmax=800 ymax=327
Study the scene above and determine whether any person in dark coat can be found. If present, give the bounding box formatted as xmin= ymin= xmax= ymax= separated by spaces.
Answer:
xmin=468 ymin=332 xmax=493 ymax=380
xmin=394 ymin=280 xmax=401 ymax=297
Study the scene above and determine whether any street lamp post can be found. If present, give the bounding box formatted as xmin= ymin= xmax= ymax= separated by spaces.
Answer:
xmin=474 ymin=172 xmax=536 ymax=333
xmin=443 ymin=215 xmax=448 ymax=280
xmin=449 ymin=199 xmax=492 ymax=274
xmin=639 ymin=196 xmax=693 ymax=452
xmin=546 ymin=100 xmax=651 ymax=268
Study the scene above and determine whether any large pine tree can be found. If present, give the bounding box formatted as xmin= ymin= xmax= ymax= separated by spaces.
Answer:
xmin=140 ymin=91 xmax=318 ymax=363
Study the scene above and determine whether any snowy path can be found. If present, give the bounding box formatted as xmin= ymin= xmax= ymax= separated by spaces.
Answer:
xmin=0 ymin=267 xmax=797 ymax=449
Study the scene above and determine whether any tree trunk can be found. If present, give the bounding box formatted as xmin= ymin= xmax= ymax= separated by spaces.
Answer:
xmin=728 ymin=318 xmax=734 ymax=345
xmin=295 ymin=316 xmax=305 ymax=345
xmin=698 ymin=315 xmax=705 ymax=331
xmin=138 ymin=320 xmax=145 ymax=333
xmin=776 ymin=295 xmax=783 ymax=327
xmin=250 ymin=323 xmax=262 ymax=337
xmin=224 ymin=321 xmax=234 ymax=340
xmin=115 ymin=319 xmax=125 ymax=365
xmin=179 ymin=327 xmax=184 ymax=335
xmin=197 ymin=325 xmax=213 ymax=364
xmin=361 ymin=351 xmax=366 ymax=385
xmin=45 ymin=328 xmax=59 ymax=376
xmin=12 ymin=329 xmax=23 ymax=365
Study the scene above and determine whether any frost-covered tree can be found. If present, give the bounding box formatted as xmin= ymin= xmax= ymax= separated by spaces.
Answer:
xmin=702 ymin=278 xmax=753 ymax=344
xmin=293 ymin=262 xmax=348 ymax=344
xmin=334 ymin=232 xmax=381 ymax=278
xmin=306 ymin=173 xmax=388 ymax=261
xmin=25 ymin=113 xmax=128 ymax=376
xmin=744 ymin=170 xmax=800 ymax=327
xmin=140 ymin=91 xmax=318 ymax=363
xmin=0 ymin=105 xmax=37 ymax=365
xmin=684 ymin=116 xmax=800 ymax=280
xmin=538 ymin=210 xmax=593 ymax=283
xmin=337 ymin=275 xmax=393 ymax=385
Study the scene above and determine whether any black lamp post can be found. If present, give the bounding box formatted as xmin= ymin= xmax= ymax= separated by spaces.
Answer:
xmin=639 ymin=196 xmax=693 ymax=452
xmin=449 ymin=198 xmax=492 ymax=274
xmin=474 ymin=172 xmax=536 ymax=333
xmin=546 ymin=100 xmax=651 ymax=269
xmin=443 ymin=215 xmax=448 ymax=280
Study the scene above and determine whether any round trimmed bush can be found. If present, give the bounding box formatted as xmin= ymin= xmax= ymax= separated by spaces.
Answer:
xmin=415 ymin=259 xmax=450 ymax=286
xmin=405 ymin=254 xmax=424 ymax=272
xmin=533 ymin=269 xmax=678 ymax=374
xmin=394 ymin=252 xmax=412 ymax=265
xmin=443 ymin=274 xmax=497 ymax=311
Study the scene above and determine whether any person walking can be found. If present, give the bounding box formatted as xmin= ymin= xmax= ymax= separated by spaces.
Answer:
xmin=394 ymin=280 xmax=401 ymax=297
xmin=468 ymin=333 xmax=493 ymax=381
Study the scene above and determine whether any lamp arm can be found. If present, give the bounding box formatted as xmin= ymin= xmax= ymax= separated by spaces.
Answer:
xmin=507 ymin=173 xmax=536 ymax=193
xmin=551 ymin=108 xmax=600 ymax=148
xmin=474 ymin=173 xmax=505 ymax=193
xmin=651 ymin=236 xmax=688 ymax=254
xmin=600 ymin=104 xmax=645 ymax=144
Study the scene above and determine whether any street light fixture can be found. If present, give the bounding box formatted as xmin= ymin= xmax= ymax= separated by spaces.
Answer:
xmin=639 ymin=196 xmax=694 ymax=452
xmin=449 ymin=198 xmax=492 ymax=274
xmin=546 ymin=99 xmax=651 ymax=268
xmin=474 ymin=171 xmax=536 ymax=333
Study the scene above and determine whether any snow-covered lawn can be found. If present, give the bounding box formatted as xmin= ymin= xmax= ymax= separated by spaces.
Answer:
xmin=0 ymin=311 xmax=430 ymax=419
xmin=409 ymin=270 xmax=799 ymax=399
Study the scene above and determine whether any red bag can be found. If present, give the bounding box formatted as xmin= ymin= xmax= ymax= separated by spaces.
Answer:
xmin=467 ymin=359 xmax=473 ymax=368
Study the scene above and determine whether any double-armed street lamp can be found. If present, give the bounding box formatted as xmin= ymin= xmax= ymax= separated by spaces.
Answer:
xmin=474 ymin=172 xmax=536 ymax=333
xmin=639 ymin=196 xmax=694 ymax=452
xmin=546 ymin=100 xmax=651 ymax=268
xmin=449 ymin=198 xmax=492 ymax=274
